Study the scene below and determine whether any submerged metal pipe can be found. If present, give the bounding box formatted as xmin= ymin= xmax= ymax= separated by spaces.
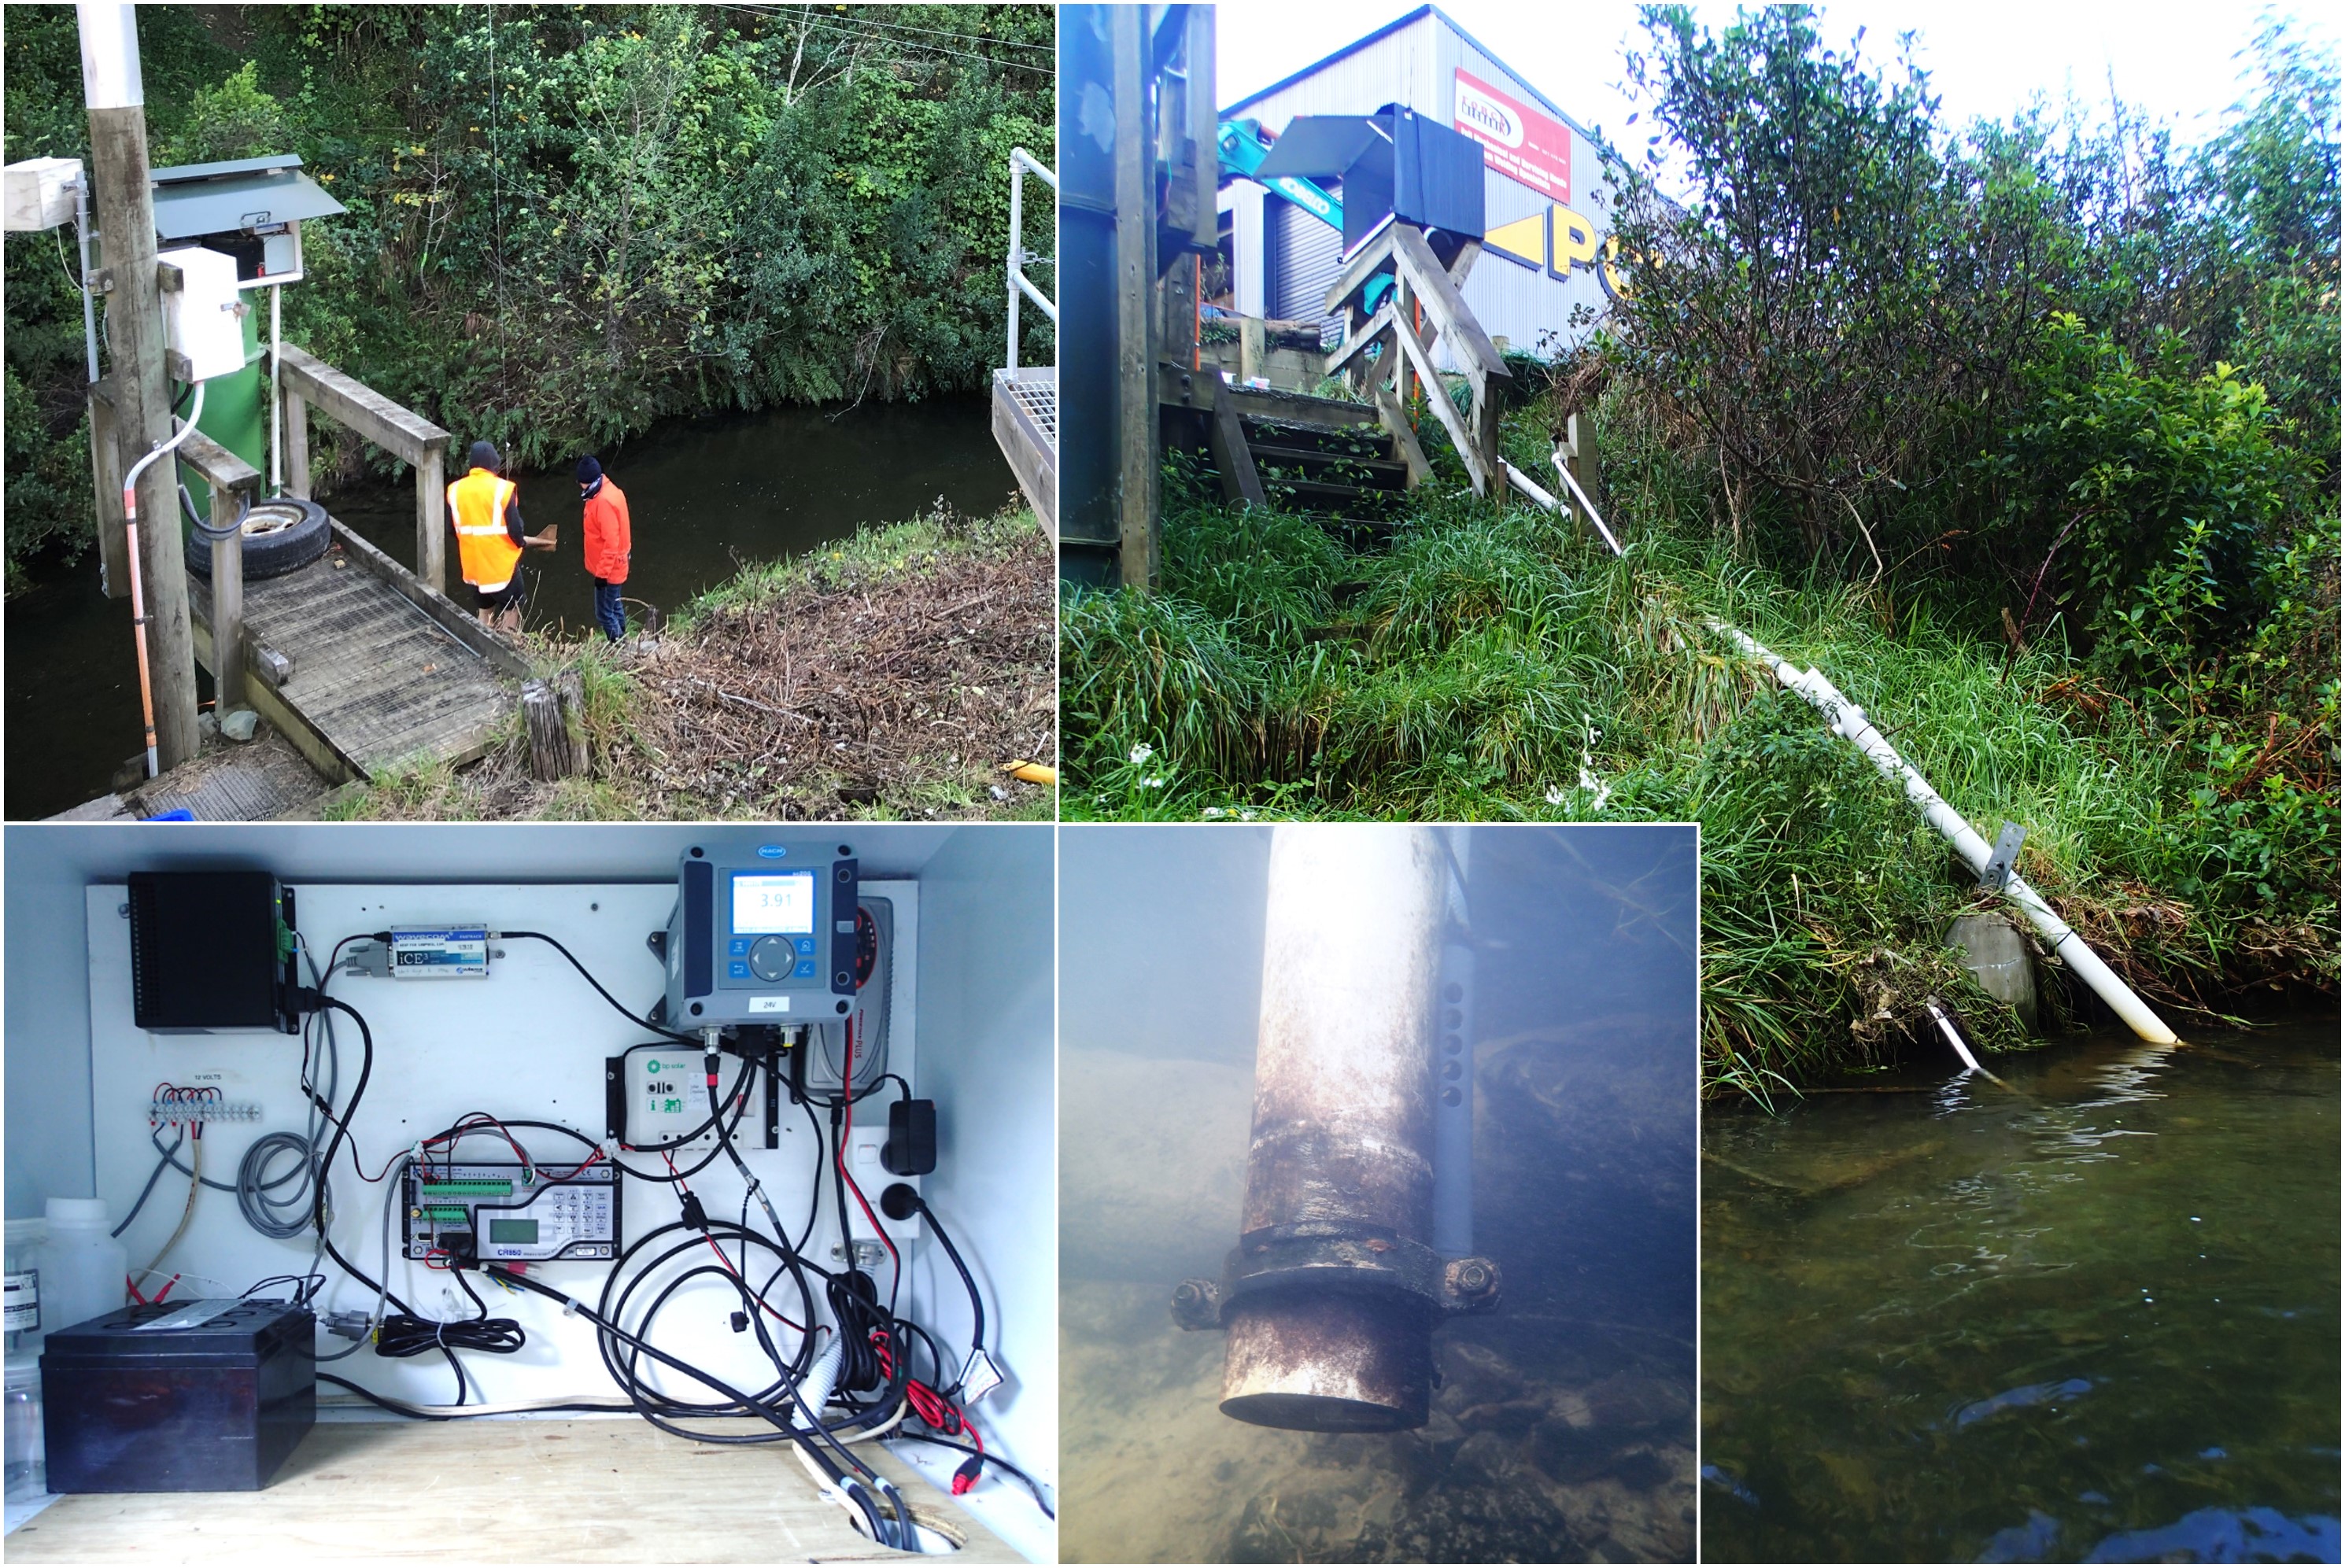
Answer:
xmin=1175 ymin=825 xmax=1498 ymax=1433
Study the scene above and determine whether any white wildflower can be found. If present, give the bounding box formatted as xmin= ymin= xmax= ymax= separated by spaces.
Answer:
xmin=1128 ymin=743 xmax=1155 ymax=766
xmin=1142 ymin=777 xmax=1165 ymax=789
xmin=1545 ymin=785 xmax=1565 ymax=806
xmin=1202 ymin=806 xmax=1227 ymax=819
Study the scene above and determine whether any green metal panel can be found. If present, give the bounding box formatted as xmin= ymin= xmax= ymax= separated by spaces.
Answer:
xmin=177 ymin=302 xmax=265 ymax=525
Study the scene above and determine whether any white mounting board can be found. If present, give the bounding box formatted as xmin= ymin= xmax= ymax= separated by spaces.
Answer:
xmin=84 ymin=880 xmax=919 ymax=1411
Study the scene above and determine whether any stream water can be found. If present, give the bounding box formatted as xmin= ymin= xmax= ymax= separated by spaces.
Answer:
xmin=6 ymin=396 xmax=1006 ymax=819
xmin=1701 ymin=1018 xmax=2340 ymax=1563
xmin=1059 ymin=825 xmax=1699 ymax=1562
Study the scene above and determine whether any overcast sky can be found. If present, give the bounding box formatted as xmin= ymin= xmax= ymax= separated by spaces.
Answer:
xmin=1218 ymin=1 xmax=2339 ymax=164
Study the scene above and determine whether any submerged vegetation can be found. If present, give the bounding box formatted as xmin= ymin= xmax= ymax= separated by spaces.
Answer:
xmin=1062 ymin=8 xmax=2339 ymax=1096
xmin=329 ymin=504 xmax=1054 ymax=822
xmin=3 ymin=3 xmax=1051 ymax=578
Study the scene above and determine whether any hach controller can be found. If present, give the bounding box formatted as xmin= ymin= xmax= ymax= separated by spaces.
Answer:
xmin=661 ymin=843 xmax=859 ymax=1028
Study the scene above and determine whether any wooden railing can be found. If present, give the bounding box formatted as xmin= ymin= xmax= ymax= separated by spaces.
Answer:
xmin=278 ymin=345 xmax=453 ymax=592
xmin=173 ymin=427 xmax=262 ymax=710
xmin=1321 ymin=222 xmax=1511 ymax=498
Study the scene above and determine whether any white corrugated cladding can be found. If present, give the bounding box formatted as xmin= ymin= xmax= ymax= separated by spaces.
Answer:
xmin=1224 ymin=5 xmax=1623 ymax=367
xmin=1272 ymin=186 xmax=1346 ymax=331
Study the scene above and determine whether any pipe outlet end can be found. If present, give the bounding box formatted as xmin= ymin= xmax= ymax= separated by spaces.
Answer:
xmin=1170 ymin=1277 xmax=1224 ymax=1331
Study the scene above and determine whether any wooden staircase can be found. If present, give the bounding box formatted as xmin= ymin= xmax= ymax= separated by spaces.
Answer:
xmin=1158 ymin=366 xmax=1420 ymax=544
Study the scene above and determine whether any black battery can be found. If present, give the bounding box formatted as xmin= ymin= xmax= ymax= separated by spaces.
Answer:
xmin=41 ymin=1298 xmax=316 ymax=1492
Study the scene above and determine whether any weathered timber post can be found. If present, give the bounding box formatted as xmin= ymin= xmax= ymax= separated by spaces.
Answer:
xmin=81 ymin=0 xmax=200 ymax=769
xmin=416 ymin=443 xmax=445 ymax=594
xmin=522 ymin=672 xmax=587 ymax=780
xmin=283 ymin=385 xmax=309 ymax=500
xmin=207 ymin=475 xmax=244 ymax=711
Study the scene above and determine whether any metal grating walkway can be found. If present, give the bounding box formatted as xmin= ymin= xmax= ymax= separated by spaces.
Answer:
xmin=190 ymin=528 xmax=515 ymax=780
xmin=992 ymin=365 xmax=1058 ymax=532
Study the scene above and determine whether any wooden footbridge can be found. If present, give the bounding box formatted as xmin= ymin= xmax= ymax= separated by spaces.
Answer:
xmin=101 ymin=345 xmax=525 ymax=802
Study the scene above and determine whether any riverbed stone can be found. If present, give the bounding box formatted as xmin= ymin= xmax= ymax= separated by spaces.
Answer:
xmin=220 ymin=708 xmax=260 ymax=743
xmin=1946 ymin=913 xmax=2037 ymax=1031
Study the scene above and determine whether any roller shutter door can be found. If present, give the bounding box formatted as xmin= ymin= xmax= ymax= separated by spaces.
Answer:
xmin=1270 ymin=190 xmax=1344 ymax=340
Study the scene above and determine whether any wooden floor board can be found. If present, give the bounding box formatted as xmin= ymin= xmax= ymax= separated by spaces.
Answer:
xmin=7 ymin=1418 xmax=1021 ymax=1563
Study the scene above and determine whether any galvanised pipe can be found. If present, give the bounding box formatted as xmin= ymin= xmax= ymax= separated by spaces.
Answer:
xmin=1210 ymin=824 xmax=1496 ymax=1432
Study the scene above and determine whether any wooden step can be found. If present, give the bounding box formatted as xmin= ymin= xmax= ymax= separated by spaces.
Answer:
xmin=1241 ymin=418 xmax=1394 ymax=459
xmin=1245 ymin=441 xmax=1409 ymax=489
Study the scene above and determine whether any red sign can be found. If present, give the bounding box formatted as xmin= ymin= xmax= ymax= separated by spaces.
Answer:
xmin=1452 ymin=68 xmax=1571 ymax=203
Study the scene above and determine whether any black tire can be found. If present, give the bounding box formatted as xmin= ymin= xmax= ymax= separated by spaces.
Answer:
xmin=186 ymin=496 xmax=332 ymax=581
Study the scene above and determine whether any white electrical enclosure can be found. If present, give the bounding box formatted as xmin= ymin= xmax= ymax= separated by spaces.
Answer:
xmin=153 ymin=245 xmax=245 ymax=381
xmin=2 ymin=156 xmax=79 ymax=232
xmin=85 ymin=880 xmax=921 ymax=1415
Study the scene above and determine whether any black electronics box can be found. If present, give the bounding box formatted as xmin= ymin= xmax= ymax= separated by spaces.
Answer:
xmin=127 ymin=871 xmax=299 ymax=1033
xmin=42 ymin=1299 xmax=316 ymax=1492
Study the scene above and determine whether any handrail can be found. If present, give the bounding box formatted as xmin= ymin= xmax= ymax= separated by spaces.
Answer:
xmin=1006 ymin=147 xmax=1058 ymax=372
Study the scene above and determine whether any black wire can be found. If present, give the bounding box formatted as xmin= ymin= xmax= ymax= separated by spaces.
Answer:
xmin=110 ymin=1127 xmax=188 ymax=1237
xmin=298 ymin=993 xmax=473 ymax=1408
xmin=918 ymin=1199 xmax=987 ymax=1368
xmin=491 ymin=1263 xmax=903 ymax=1548
xmin=500 ymin=930 xmax=699 ymax=1043
xmin=886 ymin=1434 xmax=1056 ymax=1521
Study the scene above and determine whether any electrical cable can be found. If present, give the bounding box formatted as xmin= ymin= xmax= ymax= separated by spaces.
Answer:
xmin=886 ymin=1434 xmax=1056 ymax=1521
xmin=499 ymin=930 xmax=700 ymax=1043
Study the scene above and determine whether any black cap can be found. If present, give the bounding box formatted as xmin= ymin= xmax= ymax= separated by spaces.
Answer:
xmin=575 ymin=456 xmax=603 ymax=485
xmin=466 ymin=440 xmax=500 ymax=471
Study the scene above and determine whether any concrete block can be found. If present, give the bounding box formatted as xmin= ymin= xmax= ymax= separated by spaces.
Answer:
xmin=1947 ymin=912 xmax=2037 ymax=1032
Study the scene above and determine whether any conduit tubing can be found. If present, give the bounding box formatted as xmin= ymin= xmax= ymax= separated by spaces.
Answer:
xmin=118 ymin=378 xmax=207 ymax=779
xmin=1712 ymin=622 xmax=2179 ymax=1046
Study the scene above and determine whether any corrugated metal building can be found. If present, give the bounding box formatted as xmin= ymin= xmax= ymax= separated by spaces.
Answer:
xmin=1224 ymin=5 xmax=1626 ymax=364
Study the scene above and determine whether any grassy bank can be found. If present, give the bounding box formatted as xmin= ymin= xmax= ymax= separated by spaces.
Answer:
xmin=1061 ymin=412 xmax=2336 ymax=1101
xmin=331 ymin=504 xmax=1054 ymax=823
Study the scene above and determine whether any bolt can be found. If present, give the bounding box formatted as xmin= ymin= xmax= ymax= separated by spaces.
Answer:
xmin=1446 ymin=1256 xmax=1499 ymax=1300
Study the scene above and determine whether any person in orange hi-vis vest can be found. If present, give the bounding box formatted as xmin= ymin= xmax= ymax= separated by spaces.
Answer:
xmin=575 ymin=456 xmax=632 ymax=642
xmin=445 ymin=440 xmax=554 ymax=630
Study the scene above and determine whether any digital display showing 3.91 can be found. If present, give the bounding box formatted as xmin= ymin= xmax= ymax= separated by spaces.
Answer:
xmin=731 ymin=871 xmax=815 ymax=935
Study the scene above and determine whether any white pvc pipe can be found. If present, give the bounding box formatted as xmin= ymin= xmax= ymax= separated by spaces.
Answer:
xmin=1551 ymin=451 xmax=1623 ymax=555
xmin=119 ymin=378 xmax=206 ymax=779
xmin=1712 ymin=620 xmax=2179 ymax=1046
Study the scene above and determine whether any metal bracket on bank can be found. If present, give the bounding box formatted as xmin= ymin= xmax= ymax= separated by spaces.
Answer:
xmin=1172 ymin=1225 xmax=1501 ymax=1331
xmin=1978 ymin=821 xmax=2026 ymax=893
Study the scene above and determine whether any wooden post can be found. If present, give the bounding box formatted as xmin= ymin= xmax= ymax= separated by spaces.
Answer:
xmin=522 ymin=676 xmax=585 ymax=780
xmin=283 ymin=386 xmax=310 ymax=500
xmin=83 ymin=3 xmax=201 ymax=769
xmin=1239 ymin=315 xmax=1264 ymax=386
xmin=88 ymin=380 xmax=129 ymax=600
xmin=206 ymin=478 xmax=245 ymax=713
xmin=416 ymin=444 xmax=446 ymax=594
xmin=1111 ymin=4 xmax=1158 ymax=591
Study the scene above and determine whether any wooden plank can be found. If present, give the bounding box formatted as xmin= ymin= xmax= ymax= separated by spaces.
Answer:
xmin=284 ymin=386 xmax=311 ymax=501
xmin=4 ymin=1418 xmax=1023 ymax=1563
xmin=1390 ymin=223 xmax=1509 ymax=379
xmin=990 ymin=375 xmax=1058 ymax=532
xmin=176 ymin=426 xmax=261 ymax=495
xmin=87 ymin=382 xmax=129 ymax=601
xmin=277 ymin=344 xmax=449 ymax=467
xmin=1372 ymin=384 xmax=1434 ymax=487
xmin=327 ymin=518 xmax=530 ymax=679
xmin=1320 ymin=221 xmax=1398 ymax=317
xmin=415 ymin=446 xmax=446 ymax=595
xmin=1325 ymin=301 xmax=1397 ymax=381
xmin=1390 ymin=313 xmax=1491 ymax=495
xmin=187 ymin=595 xmax=357 ymax=784
xmin=1111 ymin=4 xmax=1157 ymax=591
xmin=206 ymin=477 xmax=246 ymax=712
xmin=1224 ymin=383 xmax=1383 ymax=429
xmin=1206 ymin=374 xmax=1267 ymax=507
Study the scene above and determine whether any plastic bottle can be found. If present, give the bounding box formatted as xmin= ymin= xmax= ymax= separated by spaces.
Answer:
xmin=3 ymin=1219 xmax=45 ymax=1356
xmin=2 ymin=1352 xmax=41 ymax=1501
xmin=31 ymin=1200 xmax=126 ymax=1339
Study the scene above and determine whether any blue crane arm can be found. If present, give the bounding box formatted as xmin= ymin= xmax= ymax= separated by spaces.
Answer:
xmin=1217 ymin=118 xmax=1342 ymax=231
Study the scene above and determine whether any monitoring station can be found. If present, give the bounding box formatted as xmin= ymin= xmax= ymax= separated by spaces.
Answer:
xmin=2 ymin=827 xmax=1054 ymax=1562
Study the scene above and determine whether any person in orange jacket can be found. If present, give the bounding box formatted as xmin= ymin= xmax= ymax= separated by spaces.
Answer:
xmin=576 ymin=456 xmax=632 ymax=641
xmin=446 ymin=440 xmax=555 ymax=630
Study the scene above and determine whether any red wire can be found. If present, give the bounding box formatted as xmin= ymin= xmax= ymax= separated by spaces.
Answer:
xmin=661 ymin=1152 xmax=808 ymax=1334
